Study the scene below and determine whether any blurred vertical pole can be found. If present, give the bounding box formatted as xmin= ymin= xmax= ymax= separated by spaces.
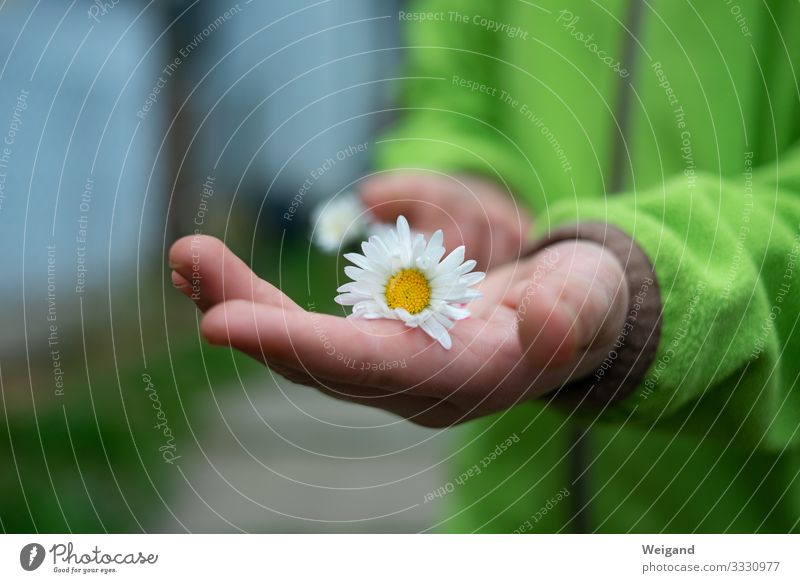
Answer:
xmin=163 ymin=0 xmax=202 ymax=241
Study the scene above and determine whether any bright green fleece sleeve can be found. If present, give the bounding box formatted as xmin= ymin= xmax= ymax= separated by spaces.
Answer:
xmin=374 ymin=1 xmax=800 ymax=453
xmin=374 ymin=0 xmax=531 ymax=195
xmin=538 ymin=149 xmax=800 ymax=453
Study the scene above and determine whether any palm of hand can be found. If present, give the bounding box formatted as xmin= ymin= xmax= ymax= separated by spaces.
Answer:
xmin=169 ymin=236 xmax=624 ymax=427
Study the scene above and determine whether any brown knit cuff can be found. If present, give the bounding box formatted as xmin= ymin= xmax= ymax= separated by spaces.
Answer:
xmin=524 ymin=222 xmax=663 ymax=408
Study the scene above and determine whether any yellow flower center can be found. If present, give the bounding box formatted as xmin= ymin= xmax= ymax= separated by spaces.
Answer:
xmin=385 ymin=268 xmax=431 ymax=315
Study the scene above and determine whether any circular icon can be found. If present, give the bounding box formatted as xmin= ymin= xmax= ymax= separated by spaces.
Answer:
xmin=20 ymin=543 xmax=46 ymax=571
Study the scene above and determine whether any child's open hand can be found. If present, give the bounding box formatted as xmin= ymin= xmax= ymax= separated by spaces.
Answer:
xmin=169 ymin=235 xmax=627 ymax=427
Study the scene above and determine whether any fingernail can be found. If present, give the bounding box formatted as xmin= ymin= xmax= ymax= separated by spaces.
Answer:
xmin=171 ymin=270 xmax=189 ymax=288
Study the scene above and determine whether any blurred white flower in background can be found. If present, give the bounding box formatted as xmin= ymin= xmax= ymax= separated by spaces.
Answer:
xmin=311 ymin=192 xmax=369 ymax=253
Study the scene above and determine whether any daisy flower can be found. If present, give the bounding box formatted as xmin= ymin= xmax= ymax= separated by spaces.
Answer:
xmin=335 ymin=216 xmax=485 ymax=349
xmin=311 ymin=192 xmax=368 ymax=253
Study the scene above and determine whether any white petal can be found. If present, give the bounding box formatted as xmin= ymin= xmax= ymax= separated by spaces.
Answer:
xmin=430 ymin=273 xmax=460 ymax=286
xmin=459 ymin=272 xmax=486 ymax=286
xmin=344 ymin=252 xmax=372 ymax=271
xmin=336 ymin=282 xmax=371 ymax=296
xmin=455 ymin=259 xmax=477 ymax=275
xmin=426 ymin=230 xmax=445 ymax=258
xmin=438 ymin=246 xmax=466 ymax=274
xmin=385 ymin=228 xmax=400 ymax=252
xmin=352 ymin=269 xmax=389 ymax=285
xmin=371 ymin=234 xmax=393 ymax=259
xmin=449 ymin=289 xmax=483 ymax=303
xmin=344 ymin=265 xmax=365 ymax=280
xmin=442 ymin=304 xmax=471 ymax=320
xmin=396 ymin=215 xmax=410 ymax=242
xmin=393 ymin=307 xmax=416 ymax=325
xmin=418 ymin=232 xmax=445 ymax=269
xmin=352 ymin=300 xmax=392 ymax=318
xmin=335 ymin=293 xmax=360 ymax=306
xmin=433 ymin=311 xmax=455 ymax=329
xmin=420 ymin=317 xmax=452 ymax=349
xmin=362 ymin=239 xmax=387 ymax=264
xmin=411 ymin=233 xmax=426 ymax=262
xmin=361 ymin=312 xmax=389 ymax=319
xmin=430 ymin=280 xmax=466 ymax=300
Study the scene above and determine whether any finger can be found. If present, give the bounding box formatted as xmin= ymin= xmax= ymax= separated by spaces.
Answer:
xmin=171 ymin=270 xmax=191 ymax=297
xmin=201 ymin=299 xmax=428 ymax=385
xmin=199 ymin=299 xmax=482 ymax=395
xmin=516 ymin=241 xmax=628 ymax=369
xmin=168 ymin=235 xmax=298 ymax=312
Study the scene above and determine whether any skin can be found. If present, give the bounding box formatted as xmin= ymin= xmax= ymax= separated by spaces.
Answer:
xmin=169 ymin=228 xmax=628 ymax=428
xmin=360 ymin=173 xmax=533 ymax=271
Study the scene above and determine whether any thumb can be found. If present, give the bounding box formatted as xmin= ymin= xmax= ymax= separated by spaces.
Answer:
xmin=515 ymin=240 xmax=629 ymax=370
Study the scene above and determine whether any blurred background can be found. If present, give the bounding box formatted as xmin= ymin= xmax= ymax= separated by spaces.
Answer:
xmin=0 ymin=0 xmax=452 ymax=532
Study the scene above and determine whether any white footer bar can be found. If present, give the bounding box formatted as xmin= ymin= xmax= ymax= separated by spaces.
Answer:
xmin=1 ymin=534 xmax=797 ymax=582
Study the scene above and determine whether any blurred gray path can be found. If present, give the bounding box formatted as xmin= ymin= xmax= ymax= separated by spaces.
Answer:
xmin=164 ymin=375 xmax=449 ymax=532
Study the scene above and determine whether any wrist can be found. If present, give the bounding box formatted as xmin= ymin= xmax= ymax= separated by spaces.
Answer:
xmin=516 ymin=239 xmax=629 ymax=371
xmin=523 ymin=222 xmax=662 ymax=407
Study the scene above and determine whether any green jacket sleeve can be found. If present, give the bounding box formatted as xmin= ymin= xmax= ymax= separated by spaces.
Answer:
xmin=540 ymin=148 xmax=800 ymax=453
xmin=375 ymin=1 xmax=800 ymax=454
xmin=373 ymin=0 xmax=531 ymax=196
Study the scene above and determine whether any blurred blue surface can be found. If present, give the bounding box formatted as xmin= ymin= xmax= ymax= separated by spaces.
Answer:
xmin=0 ymin=0 xmax=167 ymax=299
